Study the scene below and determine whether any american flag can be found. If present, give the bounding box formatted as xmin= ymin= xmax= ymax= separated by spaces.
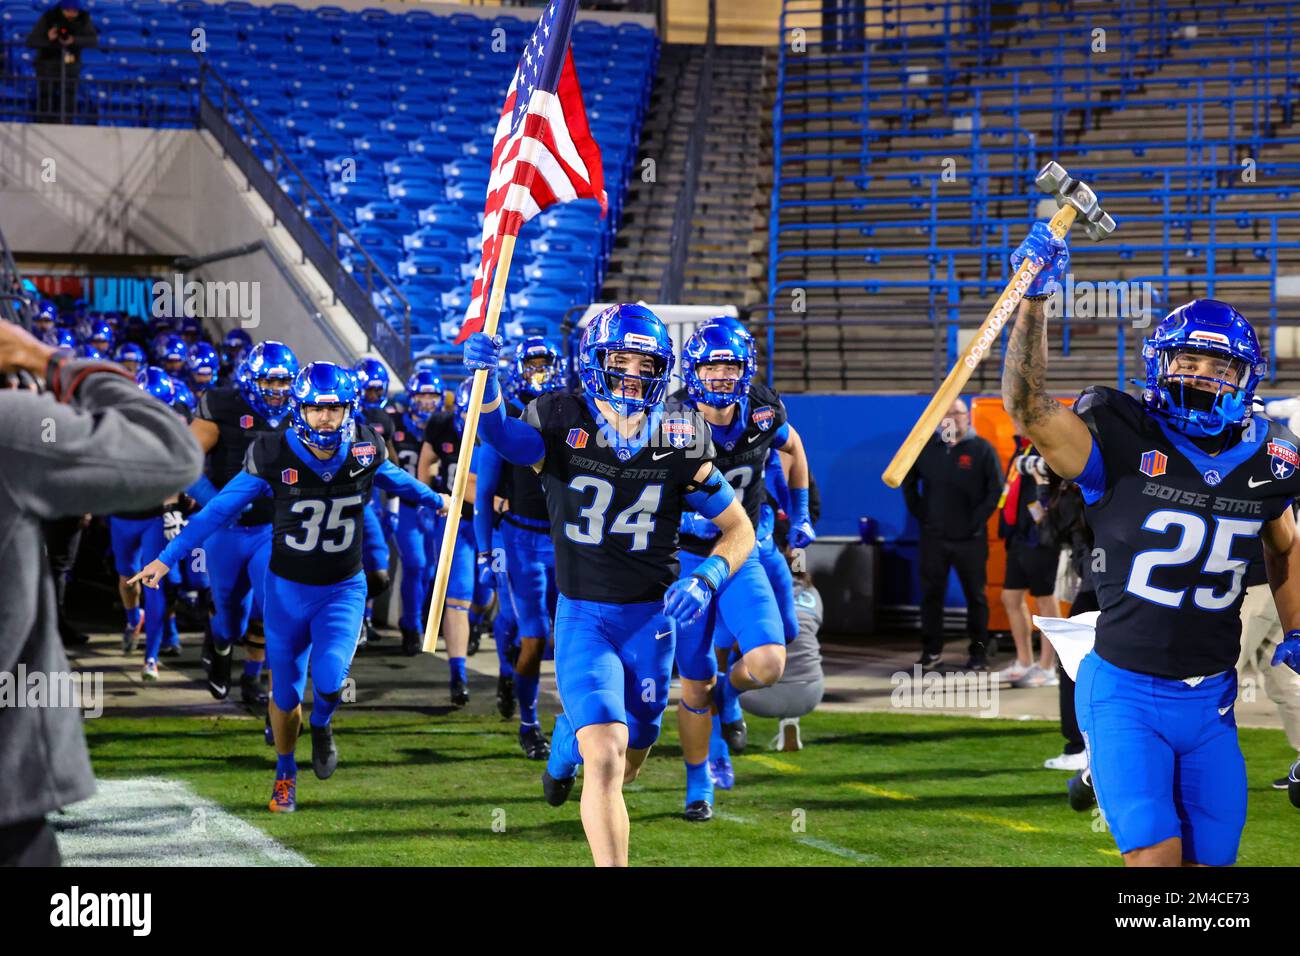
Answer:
xmin=455 ymin=0 xmax=607 ymax=344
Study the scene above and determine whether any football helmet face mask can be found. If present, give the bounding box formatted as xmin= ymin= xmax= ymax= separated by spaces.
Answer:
xmin=172 ymin=379 xmax=198 ymax=416
xmin=1142 ymin=299 xmax=1264 ymax=438
xmin=187 ymin=341 xmax=220 ymax=392
xmin=405 ymin=370 xmax=443 ymax=429
xmin=114 ymin=342 xmax=146 ymax=373
xmin=510 ymin=336 xmax=564 ymax=403
xmin=682 ymin=322 xmax=756 ymax=408
xmin=290 ymin=362 xmax=358 ymax=452
xmin=241 ymin=341 xmax=300 ymax=425
xmin=578 ymin=303 xmax=674 ymax=415
xmin=353 ymin=357 xmax=391 ymax=411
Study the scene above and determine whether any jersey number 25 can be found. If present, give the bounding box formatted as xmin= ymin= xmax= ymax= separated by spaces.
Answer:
xmin=1126 ymin=510 xmax=1262 ymax=611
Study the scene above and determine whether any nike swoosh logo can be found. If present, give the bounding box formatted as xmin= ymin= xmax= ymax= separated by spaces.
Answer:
xmin=208 ymin=681 xmax=228 ymax=695
xmin=348 ymin=467 xmax=366 ymax=477
xmin=747 ymin=433 xmax=763 ymax=444
xmin=653 ymin=629 xmax=672 ymax=640
xmin=652 ymin=451 xmax=671 ymax=460
xmin=1247 ymin=477 xmax=1273 ymax=488
xmin=1219 ymin=705 xmax=1232 ymax=716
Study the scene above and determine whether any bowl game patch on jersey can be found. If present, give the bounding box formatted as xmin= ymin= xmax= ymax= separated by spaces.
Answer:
xmin=1139 ymin=449 xmax=1168 ymax=478
xmin=752 ymin=406 xmax=775 ymax=431
xmin=1268 ymin=438 xmax=1298 ymax=478
xmin=663 ymin=417 xmax=694 ymax=449
xmin=566 ymin=427 xmax=589 ymax=449
xmin=281 ymin=467 xmax=298 ymax=485
xmin=240 ymin=414 xmax=254 ymax=429
xmin=352 ymin=442 xmax=377 ymax=467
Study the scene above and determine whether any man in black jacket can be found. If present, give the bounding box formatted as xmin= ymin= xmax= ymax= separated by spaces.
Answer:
xmin=0 ymin=321 xmax=202 ymax=865
xmin=902 ymin=398 xmax=1002 ymax=670
xmin=25 ymin=0 xmax=98 ymax=123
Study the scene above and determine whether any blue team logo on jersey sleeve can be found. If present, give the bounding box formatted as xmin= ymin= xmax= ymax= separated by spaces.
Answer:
xmin=1268 ymin=439 xmax=1298 ymax=479
xmin=352 ymin=442 xmax=377 ymax=468
xmin=664 ymin=418 xmax=694 ymax=450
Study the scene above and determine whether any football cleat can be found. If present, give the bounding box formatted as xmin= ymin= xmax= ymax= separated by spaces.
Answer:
xmin=310 ymin=724 xmax=338 ymax=780
xmin=122 ymin=624 xmax=139 ymax=655
xmin=519 ymin=724 xmax=550 ymax=760
xmin=207 ymin=641 xmax=232 ymax=700
xmin=268 ymin=775 xmax=296 ymax=813
xmin=365 ymin=619 xmax=380 ymax=644
xmin=158 ymin=641 xmax=181 ymax=658
xmin=200 ymin=628 xmax=214 ymax=673
xmin=142 ymin=659 xmax=160 ymax=681
xmin=683 ymin=800 xmax=713 ymax=822
xmin=721 ymin=717 xmax=748 ymax=753
xmin=401 ymin=627 xmax=422 ymax=657
xmin=1068 ymin=768 xmax=1096 ymax=812
xmin=497 ymin=673 xmax=516 ymax=720
xmin=708 ymin=757 xmax=735 ymax=790
xmin=542 ymin=769 xmax=575 ymax=807
xmin=467 ymin=627 xmax=482 ymax=657
xmin=241 ymin=672 xmax=268 ymax=707
xmin=450 ymin=677 xmax=470 ymax=707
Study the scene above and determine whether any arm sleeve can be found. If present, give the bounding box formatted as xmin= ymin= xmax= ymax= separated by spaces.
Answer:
xmin=0 ymin=360 xmax=203 ymax=522
xmin=684 ymin=465 xmax=736 ymax=520
xmin=1074 ymin=438 xmax=1107 ymax=505
xmin=765 ymin=447 xmax=792 ymax=514
xmin=186 ymin=473 xmax=220 ymax=507
xmin=157 ymin=471 xmax=268 ymax=567
xmin=373 ymin=459 xmax=444 ymax=509
xmin=474 ymin=444 xmax=502 ymax=551
xmin=772 ymin=422 xmax=791 ymax=448
xmin=478 ymin=398 xmax=546 ymax=466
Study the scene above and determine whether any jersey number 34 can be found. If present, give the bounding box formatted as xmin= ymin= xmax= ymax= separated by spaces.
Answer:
xmin=1126 ymin=509 xmax=1262 ymax=611
xmin=564 ymin=476 xmax=662 ymax=552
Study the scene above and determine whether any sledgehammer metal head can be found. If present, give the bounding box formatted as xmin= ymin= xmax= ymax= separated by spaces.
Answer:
xmin=1035 ymin=161 xmax=1117 ymax=241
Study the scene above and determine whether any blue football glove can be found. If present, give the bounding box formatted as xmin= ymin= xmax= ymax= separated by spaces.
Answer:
xmin=1010 ymin=221 xmax=1069 ymax=298
xmin=1273 ymin=631 xmax=1300 ymax=676
xmin=788 ymin=487 xmax=816 ymax=549
xmin=663 ymin=554 xmax=729 ymax=626
xmin=417 ymin=505 xmax=437 ymax=534
xmin=678 ymin=511 xmax=720 ymax=540
xmin=463 ymin=332 xmax=502 ymax=402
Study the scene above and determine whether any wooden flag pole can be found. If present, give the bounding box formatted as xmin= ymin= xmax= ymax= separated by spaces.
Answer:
xmin=421 ymin=232 xmax=518 ymax=654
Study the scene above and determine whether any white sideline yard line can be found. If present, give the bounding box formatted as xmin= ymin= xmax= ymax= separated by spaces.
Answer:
xmin=711 ymin=809 xmax=878 ymax=864
xmin=53 ymin=778 xmax=312 ymax=867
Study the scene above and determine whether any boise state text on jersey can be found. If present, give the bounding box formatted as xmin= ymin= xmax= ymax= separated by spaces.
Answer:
xmin=1075 ymin=385 xmax=1300 ymax=677
xmin=523 ymin=391 xmax=716 ymax=603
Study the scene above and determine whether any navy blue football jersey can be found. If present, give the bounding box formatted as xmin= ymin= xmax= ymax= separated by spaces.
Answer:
xmin=245 ymin=423 xmax=389 ymax=586
xmin=386 ymin=409 xmax=425 ymax=478
xmin=423 ymin=411 xmax=474 ymax=523
xmin=524 ymin=392 xmax=716 ymax=603
xmin=1076 ymin=386 xmax=1300 ymax=678
xmin=500 ymin=397 xmax=550 ymax=526
xmin=667 ymin=382 xmax=788 ymax=555
xmin=197 ymin=385 xmax=286 ymax=526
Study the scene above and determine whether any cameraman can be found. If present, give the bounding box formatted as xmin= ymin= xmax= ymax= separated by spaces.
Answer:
xmin=25 ymin=0 xmax=98 ymax=123
xmin=0 ymin=322 xmax=202 ymax=865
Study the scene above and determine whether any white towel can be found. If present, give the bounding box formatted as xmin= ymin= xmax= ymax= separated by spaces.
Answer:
xmin=1032 ymin=611 xmax=1099 ymax=682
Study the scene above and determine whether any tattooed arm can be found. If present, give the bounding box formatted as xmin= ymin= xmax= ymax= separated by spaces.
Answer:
xmin=1001 ymin=296 xmax=1094 ymax=479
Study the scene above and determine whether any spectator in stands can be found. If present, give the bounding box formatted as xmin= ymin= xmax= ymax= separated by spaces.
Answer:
xmin=0 ymin=321 xmax=201 ymax=865
xmin=740 ymin=550 xmax=825 ymax=752
xmin=25 ymin=0 xmax=97 ymax=124
xmin=1236 ymin=525 xmax=1300 ymax=789
xmin=995 ymin=439 xmax=1063 ymax=688
xmin=902 ymin=397 xmax=1001 ymax=671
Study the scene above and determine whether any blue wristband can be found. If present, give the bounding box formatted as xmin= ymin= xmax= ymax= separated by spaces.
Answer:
xmin=691 ymin=554 xmax=729 ymax=593
xmin=480 ymin=370 xmax=499 ymax=404
xmin=791 ymin=486 xmax=809 ymax=518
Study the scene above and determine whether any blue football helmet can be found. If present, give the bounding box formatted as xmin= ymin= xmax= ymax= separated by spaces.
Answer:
xmin=187 ymin=341 xmax=220 ymax=392
xmin=682 ymin=322 xmax=757 ymax=408
xmin=1142 ymin=299 xmax=1265 ymax=438
xmin=509 ymin=336 xmax=564 ymax=403
xmin=157 ymin=333 xmax=188 ymax=370
xmin=578 ymin=303 xmax=675 ymax=414
xmin=172 ymin=379 xmax=198 ymax=415
xmin=223 ymin=327 xmax=253 ymax=355
xmin=242 ymin=341 xmax=300 ymax=425
xmin=136 ymin=366 xmax=176 ymax=405
xmin=77 ymin=343 xmax=107 ymax=361
xmin=86 ymin=319 xmax=114 ymax=353
xmin=33 ymin=300 xmax=57 ymax=331
xmin=46 ymin=327 xmax=77 ymax=349
xmin=114 ymin=342 xmax=147 ymax=372
xmin=290 ymin=362 xmax=358 ymax=452
xmin=701 ymin=314 xmax=755 ymax=345
xmin=405 ymin=370 xmax=443 ymax=429
xmin=178 ymin=315 xmax=204 ymax=342
xmin=354 ymin=357 xmax=390 ymax=410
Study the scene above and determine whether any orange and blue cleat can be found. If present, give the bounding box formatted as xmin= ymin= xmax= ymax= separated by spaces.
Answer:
xmin=268 ymin=774 xmax=296 ymax=813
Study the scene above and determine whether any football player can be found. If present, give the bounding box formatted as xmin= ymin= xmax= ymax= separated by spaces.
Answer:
xmin=133 ymin=362 xmax=450 ymax=813
xmin=353 ymin=357 xmax=396 ymax=646
xmin=417 ymin=378 xmax=486 ymax=705
xmin=1002 ymin=221 xmax=1300 ymax=865
xmin=666 ymin=320 xmax=815 ymax=819
xmin=391 ymin=369 xmax=443 ymax=654
xmin=474 ymin=336 xmax=565 ymax=757
xmin=463 ymin=303 xmax=754 ymax=866
xmin=186 ymin=341 xmax=298 ymax=704
xmin=187 ymin=341 xmax=220 ymax=395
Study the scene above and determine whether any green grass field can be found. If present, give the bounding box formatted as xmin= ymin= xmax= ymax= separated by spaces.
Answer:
xmin=82 ymin=709 xmax=1300 ymax=866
